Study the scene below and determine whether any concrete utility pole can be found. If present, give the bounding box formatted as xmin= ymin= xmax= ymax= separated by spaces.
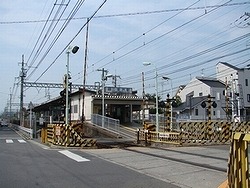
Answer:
xmin=97 ymin=68 xmax=112 ymax=128
xmin=112 ymin=75 xmax=121 ymax=87
xmin=82 ymin=18 xmax=89 ymax=123
xmin=225 ymin=77 xmax=230 ymax=121
xmin=98 ymin=68 xmax=107 ymax=127
xmin=20 ymin=55 xmax=25 ymax=126
xmin=9 ymin=88 xmax=12 ymax=123
xmin=142 ymin=72 xmax=145 ymax=127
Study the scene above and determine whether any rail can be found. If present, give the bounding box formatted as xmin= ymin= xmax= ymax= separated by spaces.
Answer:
xmin=91 ymin=114 xmax=120 ymax=133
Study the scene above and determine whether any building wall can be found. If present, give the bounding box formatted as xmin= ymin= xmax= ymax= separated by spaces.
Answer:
xmin=178 ymin=77 xmax=227 ymax=121
xmin=216 ymin=62 xmax=250 ymax=109
xmin=179 ymin=78 xmax=210 ymax=102
xmin=70 ymin=92 xmax=93 ymax=121
xmin=216 ymin=63 xmax=237 ymax=83
xmin=238 ymin=69 xmax=250 ymax=108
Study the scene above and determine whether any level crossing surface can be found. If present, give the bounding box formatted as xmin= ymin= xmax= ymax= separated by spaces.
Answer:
xmin=83 ymin=145 xmax=230 ymax=188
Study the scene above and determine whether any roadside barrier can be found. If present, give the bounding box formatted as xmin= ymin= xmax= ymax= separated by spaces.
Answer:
xmin=137 ymin=121 xmax=250 ymax=146
xmin=137 ymin=129 xmax=180 ymax=145
xmin=227 ymin=132 xmax=250 ymax=188
xmin=42 ymin=123 xmax=96 ymax=147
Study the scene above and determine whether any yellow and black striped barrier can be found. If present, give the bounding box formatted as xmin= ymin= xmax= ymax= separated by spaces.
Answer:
xmin=227 ymin=132 xmax=250 ymax=188
xmin=138 ymin=121 xmax=250 ymax=146
xmin=42 ymin=124 xmax=96 ymax=148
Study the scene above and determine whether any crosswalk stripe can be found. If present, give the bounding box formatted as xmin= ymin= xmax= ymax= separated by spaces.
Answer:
xmin=18 ymin=139 xmax=26 ymax=143
xmin=59 ymin=150 xmax=90 ymax=162
xmin=6 ymin=139 xmax=14 ymax=143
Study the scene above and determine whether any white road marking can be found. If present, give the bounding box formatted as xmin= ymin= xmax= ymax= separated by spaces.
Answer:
xmin=18 ymin=139 xmax=26 ymax=143
xmin=6 ymin=139 xmax=14 ymax=143
xmin=58 ymin=150 xmax=90 ymax=162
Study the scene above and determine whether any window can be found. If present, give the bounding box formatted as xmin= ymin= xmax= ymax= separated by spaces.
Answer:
xmin=74 ymin=105 xmax=78 ymax=113
xmin=247 ymin=94 xmax=250 ymax=102
xmin=216 ymin=110 xmax=221 ymax=119
xmin=195 ymin=109 xmax=198 ymax=116
xmin=216 ymin=92 xmax=221 ymax=100
xmin=246 ymin=79 xmax=248 ymax=86
xmin=199 ymin=92 xmax=203 ymax=96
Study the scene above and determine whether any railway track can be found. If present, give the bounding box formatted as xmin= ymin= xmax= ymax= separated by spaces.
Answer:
xmin=124 ymin=147 xmax=228 ymax=173
xmin=96 ymin=138 xmax=229 ymax=173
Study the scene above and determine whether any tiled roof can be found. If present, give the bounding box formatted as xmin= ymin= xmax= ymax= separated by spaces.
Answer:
xmin=196 ymin=77 xmax=225 ymax=88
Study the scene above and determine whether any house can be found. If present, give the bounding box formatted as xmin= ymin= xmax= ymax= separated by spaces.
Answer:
xmin=176 ymin=76 xmax=226 ymax=121
xmin=216 ymin=62 xmax=250 ymax=121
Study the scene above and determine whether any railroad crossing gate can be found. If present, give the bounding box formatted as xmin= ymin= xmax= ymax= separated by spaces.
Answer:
xmin=138 ymin=121 xmax=250 ymax=145
xmin=42 ymin=123 xmax=96 ymax=147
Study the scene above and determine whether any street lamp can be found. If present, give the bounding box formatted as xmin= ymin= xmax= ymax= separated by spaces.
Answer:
xmin=162 ymin=76 xmax=173 ymax=131
xmin=65 ymin=46 xmax=79 ymax=126
xmin=143 ymin=62 xmax=159 ymax=133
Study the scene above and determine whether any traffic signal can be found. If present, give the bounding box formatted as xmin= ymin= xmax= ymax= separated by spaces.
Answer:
xmin=60 ymin=89 xmax=66 ymax=97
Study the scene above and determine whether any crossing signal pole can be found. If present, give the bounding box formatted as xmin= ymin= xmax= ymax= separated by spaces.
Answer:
xmin=165 ymin=94 xmax=171 ymax=132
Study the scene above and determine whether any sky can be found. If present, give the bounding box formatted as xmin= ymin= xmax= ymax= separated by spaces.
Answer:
xmin=0 ymin=0 xmax=249 ymax=114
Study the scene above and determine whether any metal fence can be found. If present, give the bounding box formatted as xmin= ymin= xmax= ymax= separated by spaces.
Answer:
xmin=147 ymin=114 xmax=179 ymax=131
xmin=91 ymin=114 xmax=120 ymax=133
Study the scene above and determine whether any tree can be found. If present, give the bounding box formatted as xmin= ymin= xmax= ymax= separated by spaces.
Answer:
xmin=174 ymin=95 xmax=182 ymax=107
xmin=145 ymin=93 xmax=164 ymax=114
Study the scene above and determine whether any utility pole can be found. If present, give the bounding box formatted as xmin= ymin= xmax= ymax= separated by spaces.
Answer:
xmin=97 ymin=68 xmax=110 ymax=128
xmin=142 ymin=72 xmax=145 ymax=127
xmin=20 ymin=55 xmax=25 ymax=126
xmin=225 ymin=77 xmax=230 ymax=121
xmin=112 ymin=75 xmax=121 ymax=87
xmin=166 ymin=94 xmax=171 ymax=131
xmin=9 ymin=87 xmax=12 ymax=123
xmin=82 ymin=18 xmax=89 ymax=123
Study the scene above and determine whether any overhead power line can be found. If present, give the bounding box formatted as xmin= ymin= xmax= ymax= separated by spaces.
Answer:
xmin=93 ymin=0 xmax=233 ymax=70
xmin=26 ymin=0 xmax=86 ymax=80
xmin=0 ymin=2 xmax=249 ymax=25
xmin=33 ymin=0 xmax=108 ymax=83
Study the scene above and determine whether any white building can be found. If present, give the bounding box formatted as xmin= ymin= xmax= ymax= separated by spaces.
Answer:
xmin=216 ymin=62 xmax=250 ymax=120
xmin=176 ymin=76 xmax=226 ymax=121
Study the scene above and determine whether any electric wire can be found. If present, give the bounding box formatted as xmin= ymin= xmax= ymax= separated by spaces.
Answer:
xmin=32 ymin=0 xmax=108 ymax=87
xmin=10 ymin=0 xmax=248 ymax=106
xmin=26 ymin=0 xmax=85 ymax=80
xmin=92 ymin=0 xmax=232 ymax=71
xmin=1 ymin=2 xmax=249 ymax=25
xmin=26 ymin=0 xmax=64 ymax=69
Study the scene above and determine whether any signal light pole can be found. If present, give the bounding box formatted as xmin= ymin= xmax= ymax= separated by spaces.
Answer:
xmin=65 ymin=46 xmax=79 ymax=126
xmin=143 ymin=62 xmax=159 ymax=133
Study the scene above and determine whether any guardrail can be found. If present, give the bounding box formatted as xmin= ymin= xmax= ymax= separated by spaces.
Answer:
xmin=11 ymin=124 xmax=32 ymax=134
xmin=91 ymin=114 xmax=120 ymax=133
xmin=10 ymin=124 xmax=32 ymax=139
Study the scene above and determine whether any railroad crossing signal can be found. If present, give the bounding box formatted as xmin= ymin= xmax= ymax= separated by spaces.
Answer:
xmin=201 ymin=94 xmax=217 ymax=122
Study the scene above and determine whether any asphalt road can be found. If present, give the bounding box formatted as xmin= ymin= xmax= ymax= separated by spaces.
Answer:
xmin=0 ymin=127 xmax=178 ymax=188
